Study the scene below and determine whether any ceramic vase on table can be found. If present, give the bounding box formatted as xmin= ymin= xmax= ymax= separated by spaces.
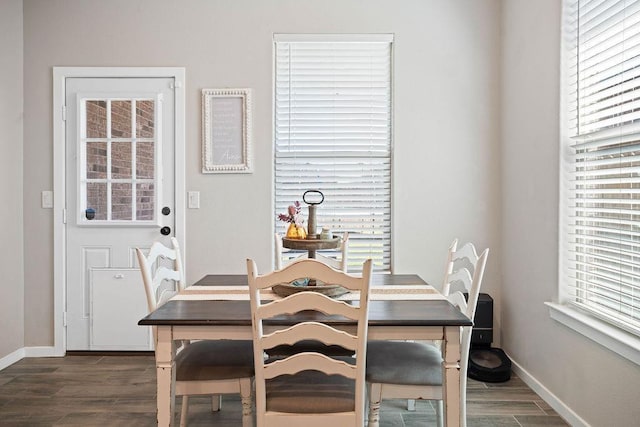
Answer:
xmin=286 ymin=223 xmax=307 ymax=239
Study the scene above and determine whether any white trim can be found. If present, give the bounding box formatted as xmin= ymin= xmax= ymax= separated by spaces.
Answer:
xmin=509 ymin=354 xmax=591 ymax=427
xmin=52 ymin=67 xmax=186 ymax=354
xmin=24 ymin=346 xmax=63 ymax=358
xmin=0 ymin=346 xmax=67 ymax=371
xmin=273 ymin=33 xmax=394 ymax=43
xmin=52 ymin=67 xmax=66 ymax=356
xmin=53 ymin=67 xmax=184 ymax=79
xmin=546 ymin=302 xmax=640 ymax=366
xmin=0 ymin=348 xmax=25 ymax=371
xmin=173 ymin=71 xmax=186 ymax=267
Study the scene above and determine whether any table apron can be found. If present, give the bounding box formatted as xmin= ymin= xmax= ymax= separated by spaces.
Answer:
xmin=167 ymin=324 xmax=447 ymax=341
xmin=171 ymin=325 xmax=252 ymax=341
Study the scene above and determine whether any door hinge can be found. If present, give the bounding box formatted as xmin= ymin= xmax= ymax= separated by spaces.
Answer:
xmin=62 ymin=105 xmax=67 ymax=121
xmin=63 ymin=311 xmax=67 ymax=327
xmin=62 ymin=208 xmax=67 ymax=224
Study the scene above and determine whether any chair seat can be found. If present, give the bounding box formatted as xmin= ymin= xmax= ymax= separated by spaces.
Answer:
xmin=176 ymin=340 xmax=254 ymax=381
xmin=266 ymin=370 xmax=355 ymax=413
xmin=366 ymin=340 xmax=442 ymax=386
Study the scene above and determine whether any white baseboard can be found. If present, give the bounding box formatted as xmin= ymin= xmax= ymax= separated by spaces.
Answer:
xmin=509 ymin=355 xmax=590 ymax=427
xmin=24 ymin=346 xmax=63 ymax=358
xmin=0 ymin=346 xmax=65 ymax=371
xmin=0 ymin=347 xmax=25 ymax=371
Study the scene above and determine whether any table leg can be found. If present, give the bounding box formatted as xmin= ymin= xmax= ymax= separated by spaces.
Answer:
xmin=443 ymin=326 xmax=461 ymax=427
xmin=156 ymin=326 xmax=177 ymax=426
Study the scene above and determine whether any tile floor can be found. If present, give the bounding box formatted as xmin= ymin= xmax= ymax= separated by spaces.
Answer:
xmin=0 ymin=354 xmax=569 ymax=426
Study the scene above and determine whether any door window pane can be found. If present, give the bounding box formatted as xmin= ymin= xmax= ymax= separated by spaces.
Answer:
xmin=86 ymin=142 xmax=107 ymax=179
xmin=111 ymin=100 xmax=132 ymax=138
xmin=136 ymin=100 xmax=155 ymax=138
xmin=86 ymin=183 xmax=107 ymax=220
xmin=136 ymin=183 xmax=155 ymax=220
xmin=112 ymin=183 xmax=132 ymax=220
xmin=86 ymin=100 xmax=107 ymax=138
xmin=136 ymin=141 xmax=154 ymax=179
xmin=111 ymin=142 xmax=132 ymax=179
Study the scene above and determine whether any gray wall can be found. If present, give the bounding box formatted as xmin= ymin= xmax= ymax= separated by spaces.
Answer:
xmin=501 ymin=1 xmax=640 ymax=426
xmin=0 ymin=0 xmax=24 ymax=358
xmin=22 ymin=0 xmax=502 ymax=345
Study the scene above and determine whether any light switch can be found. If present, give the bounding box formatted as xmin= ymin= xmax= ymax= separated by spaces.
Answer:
xmin=188 ymin=191 xmax=200 ymax=209
xmin=42 ymin=190 xmax=53 ymax=208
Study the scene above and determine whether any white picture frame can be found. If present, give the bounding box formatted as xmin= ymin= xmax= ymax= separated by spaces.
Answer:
xmin=202 ymin=88 xmax=252 ymax=173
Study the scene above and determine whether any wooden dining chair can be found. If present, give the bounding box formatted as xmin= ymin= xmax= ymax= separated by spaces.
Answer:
xmin=403 ymin=238 xmax=466 ymax=411
xmin=247 ymin=257 xmax=372 ymax=427
xmin=275 ymin=231 xmax=350 ymax=271
xmin=136 ymin=238 xmax=254 ymax=427
xmin=365 ymin=242 xmax=489 ymax=427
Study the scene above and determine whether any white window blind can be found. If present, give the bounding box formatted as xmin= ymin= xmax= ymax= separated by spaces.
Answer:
xmin=563 ymin=0 xmax=640 ymax=335
xmin=274 ymin=34 xmax=393 ymax=272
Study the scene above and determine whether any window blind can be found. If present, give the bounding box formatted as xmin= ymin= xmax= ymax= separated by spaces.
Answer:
xmin=564 ymin=0 xmax=640 ymax=335
xmin=274 ymin=35 xmax=393 ymax=272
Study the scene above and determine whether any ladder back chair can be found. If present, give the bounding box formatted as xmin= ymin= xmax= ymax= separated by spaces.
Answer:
xmin=247 ymin=258 xmax=372 ymax=427
xmin=405 ymin=238 xmax=462 ymax=412
xmin=136 ymin=238 xmax=254 ymax=427
xmin=366 ymin=242 xmax=489 ymax=427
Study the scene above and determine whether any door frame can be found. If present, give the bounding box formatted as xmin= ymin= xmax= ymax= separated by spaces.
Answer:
xmin=53 ymin=67 xmax=186 ymax=354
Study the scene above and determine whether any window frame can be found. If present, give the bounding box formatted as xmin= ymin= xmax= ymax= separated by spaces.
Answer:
xmin=272 ymin=33 xmax=394 ymax=272
xmin=554 ymin=0 xmax=640 ymax=365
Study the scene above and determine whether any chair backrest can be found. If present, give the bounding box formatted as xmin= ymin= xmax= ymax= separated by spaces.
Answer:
xmin=441 ymin=239 xmax=484 ymax=298
xmin=274 ymin=231 xmax=350 ymax=271
xmin=135 ymin=237 xmax=185 ymax=312
xmin=247 ymin=257 xmax=372 ymax=425
xmin=444 ymin=243 xmax=489 ymax=379
xmin=441 ymin=238 xmax=458 ymax=295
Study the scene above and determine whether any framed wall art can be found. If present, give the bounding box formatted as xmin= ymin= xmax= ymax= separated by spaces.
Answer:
xmin=202 ymin=88 xmax=252 ymax=173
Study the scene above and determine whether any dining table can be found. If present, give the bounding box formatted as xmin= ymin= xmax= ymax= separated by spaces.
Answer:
xmin=139 ymin=273 xmax=472 ymax=427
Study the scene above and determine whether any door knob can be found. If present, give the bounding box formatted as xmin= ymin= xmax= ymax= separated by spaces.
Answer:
xmin=160 ymin=226 xmax=171 ymax=236
xmin=162 ymin=207 xmax=171 ymax=216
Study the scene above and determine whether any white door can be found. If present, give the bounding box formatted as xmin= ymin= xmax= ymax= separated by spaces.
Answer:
xmin=65 ymin=77 xmax=176 ymax=350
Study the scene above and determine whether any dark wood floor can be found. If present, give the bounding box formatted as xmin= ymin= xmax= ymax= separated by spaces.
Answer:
xmin=0 ymin=354 xmax=569 ymax=426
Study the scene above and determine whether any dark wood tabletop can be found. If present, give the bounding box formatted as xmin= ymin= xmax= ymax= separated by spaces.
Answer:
xmin=139 ymin=274 xmax=472 ymax=328
xmin=192 ymin=273 xmax=430 ymax=287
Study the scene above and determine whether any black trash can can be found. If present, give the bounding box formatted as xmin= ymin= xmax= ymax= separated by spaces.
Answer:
xmin=465 ymin=293 xmax=512 ymax=383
